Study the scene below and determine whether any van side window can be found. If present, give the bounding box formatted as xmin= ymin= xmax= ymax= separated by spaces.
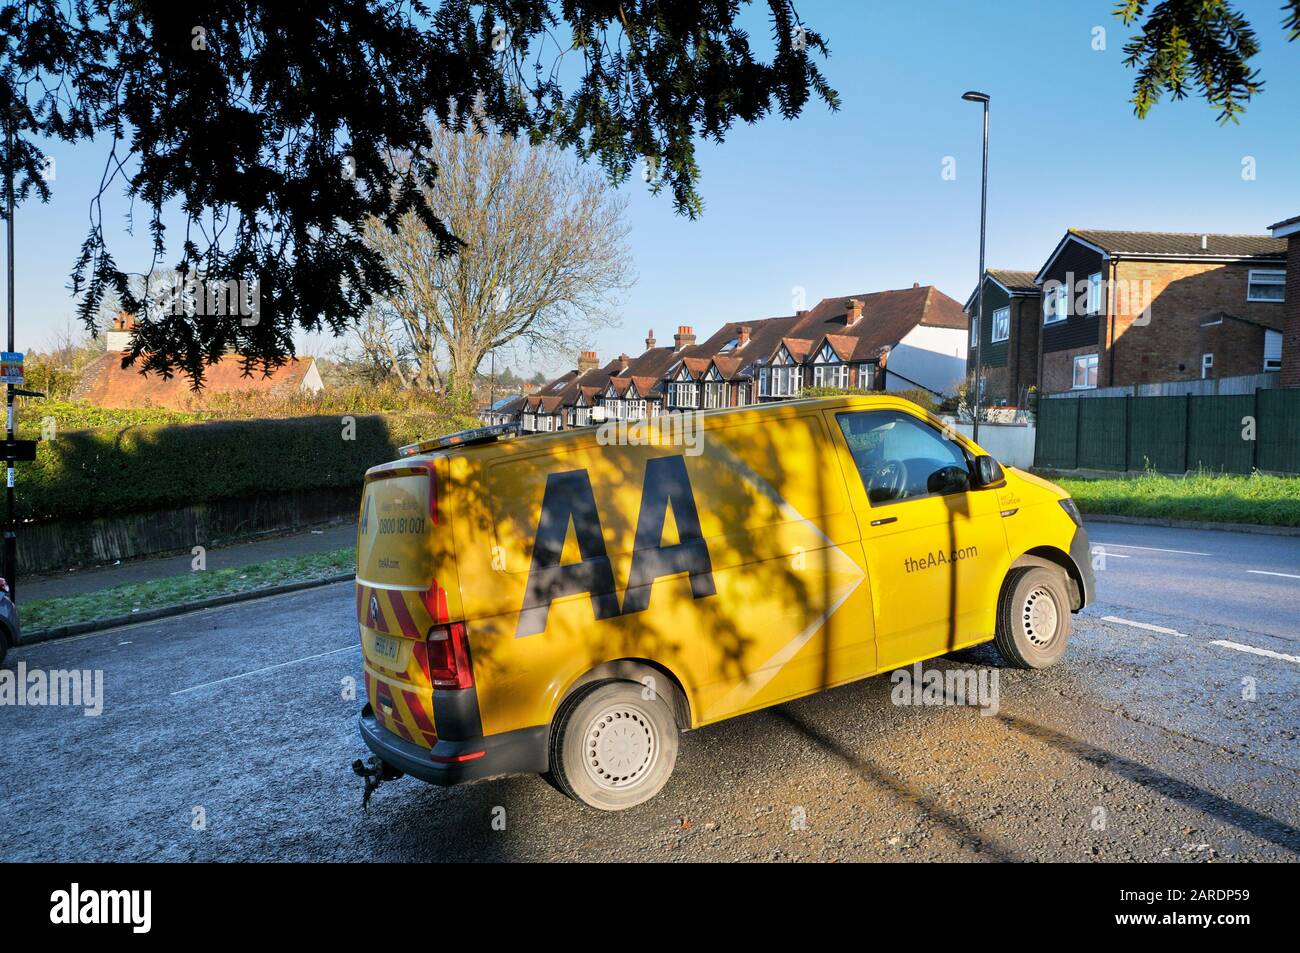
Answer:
xmin=836 ymin=410 xmax=970 ymax=505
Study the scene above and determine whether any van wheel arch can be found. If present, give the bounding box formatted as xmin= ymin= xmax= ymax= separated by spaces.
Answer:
xmin=1009 ymin=547 xmax=1084 ymax=611
xmin=555 ymin=659 xmax=692 ymax=733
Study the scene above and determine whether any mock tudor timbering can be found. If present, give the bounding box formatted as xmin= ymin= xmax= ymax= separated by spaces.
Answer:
xmin=513 ymin=285 xmax=971 ymax=433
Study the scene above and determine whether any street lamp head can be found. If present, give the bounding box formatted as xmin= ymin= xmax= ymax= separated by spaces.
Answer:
xmin=961 ymin=91 xmax=990 ymax=104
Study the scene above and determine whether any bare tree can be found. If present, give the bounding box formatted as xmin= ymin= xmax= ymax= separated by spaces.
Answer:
xmin=362 ymin=126 xmax=633 ymax=398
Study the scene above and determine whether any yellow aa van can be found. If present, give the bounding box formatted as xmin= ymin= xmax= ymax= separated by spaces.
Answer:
xmin=354 ymin=396 xmax=1094 ymax=810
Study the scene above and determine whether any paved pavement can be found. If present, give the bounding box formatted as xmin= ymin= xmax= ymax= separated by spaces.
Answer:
xmin=20 ymin=523 xmax=356 ymax=603
xmin=1 ymin=522 xmax=1296 ymax=861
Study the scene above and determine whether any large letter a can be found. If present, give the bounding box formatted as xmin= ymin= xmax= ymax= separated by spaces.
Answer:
xmin=621 ymin=455 xmax=716 ymax=615
xmin=515 ymin=469 xmax=620 ymax=638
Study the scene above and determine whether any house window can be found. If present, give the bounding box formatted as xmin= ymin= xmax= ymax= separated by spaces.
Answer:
xmin=1264 ymin=330 xmax=1282 ymax=372
xmin=970 ymin=315 xmax=979 ymax=346
xmin=703 ymin=382 xmax=725 ymax=408
xmin=771 ymin=364 xmax=803 ymax=398
xmin=1247 ymin=269 xmax=1285 ymax=302
xmin=1086 ymin=272 xmax=1103 ymax=315
xmin=1044 ymin=284 xmax=1068 ymax=324
xmin=628 ymin=399 xmax=646 ymax=421
xmin=735 ymin=382 xmax=748 ymax=406
xmin=857 ymin=363 xmax=876 ymax=389
xmin=1201 ymin=353 xmax=1213 ymax=379
xmin=575 ymin=406 xmax=591 ymax=427
xmin=670 ymin=382 xmax=698 ymax=408
xmin=758 ymin=366 xmax=769 ymax=397
xmin=991 ymin=306 xmax=1010 ymax=343
xmin=1072 ymin=353 xmax=1098 ymax=390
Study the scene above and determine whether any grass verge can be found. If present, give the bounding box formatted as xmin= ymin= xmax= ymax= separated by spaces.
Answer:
xmin=1049 ymin=470 xmax=1300 ymax=527
xmin=23 ymin=547 xmax=356 ymax=633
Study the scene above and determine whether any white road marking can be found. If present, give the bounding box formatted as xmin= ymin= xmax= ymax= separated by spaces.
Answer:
xmin=171 ymin=645 xmax=359 ymax=696
xmin=1090 ymin=542 xmax=1211 ymax=557
xmin=1090 ymin=549 xmax=1130 ymax=558
xmin=1101 ymin=616 xmax=1188 ymax=638
xmin=1209 ymin=640 xmax=1300 ymax=665
xmin=1246 ymin=570 xmax=1300 ymax=580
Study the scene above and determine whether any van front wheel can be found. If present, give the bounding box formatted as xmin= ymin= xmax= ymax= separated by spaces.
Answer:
xmin=995 ymin=566 xmax=1071 ymax=669
xmin=548 ymin=679 xmax=679 ymax=811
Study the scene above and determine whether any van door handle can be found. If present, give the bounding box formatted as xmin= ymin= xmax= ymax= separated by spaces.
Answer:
xmin=870 ymin=516 xmax=897 ymax=526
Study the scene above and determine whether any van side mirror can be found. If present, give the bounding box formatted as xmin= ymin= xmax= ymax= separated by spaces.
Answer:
xmin=972 ymin=454 xmax=1005 ymax=488
xmin=927 ymin=465 xmax=970 ymax=495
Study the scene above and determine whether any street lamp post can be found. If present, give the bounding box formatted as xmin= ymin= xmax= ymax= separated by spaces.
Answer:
xmin=962 ymin=90 xmax=989 ymax=443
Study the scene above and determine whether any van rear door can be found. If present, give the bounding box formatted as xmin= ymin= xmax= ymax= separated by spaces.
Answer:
xmin=356 ymin=457 xmax=461 ymax=749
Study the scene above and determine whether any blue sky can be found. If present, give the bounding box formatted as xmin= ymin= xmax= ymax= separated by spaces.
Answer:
xmin=5 ymin=0 xmax=1299 ymax=376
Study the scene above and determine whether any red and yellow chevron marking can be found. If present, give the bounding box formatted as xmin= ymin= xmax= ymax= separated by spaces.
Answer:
xmin=358 ymin=579 xmax=448 ymax=749
xmin=365 ymin=670 xmax=438 ymax=748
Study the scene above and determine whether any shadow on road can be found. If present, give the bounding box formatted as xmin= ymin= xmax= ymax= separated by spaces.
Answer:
xmin=767 ymin=706 xmax=1020 ymax=862
xmin=998 ymin=712 xmax=1300 ymax=856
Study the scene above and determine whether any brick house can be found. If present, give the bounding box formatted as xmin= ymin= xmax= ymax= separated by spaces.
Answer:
xmin=79 ymin=312 xmax=324 ymax=409
xmin=1268 ymin=213 xmax=1300 ymax=388
xmin=1033 ymin=229 xmax=1288 ymax=393
xmin=963 ymin=269 xmax=1040 ymax=406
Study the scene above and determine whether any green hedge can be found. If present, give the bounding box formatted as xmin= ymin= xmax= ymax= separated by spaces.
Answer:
xmin=19 ymin=413 xmax=472 ymax=523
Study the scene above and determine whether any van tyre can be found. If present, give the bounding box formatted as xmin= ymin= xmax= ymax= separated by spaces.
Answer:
xmin=995 ymin=567 xmax=1070 ymax=669
xmin=548 ymin=679 xmax=679 ymax=811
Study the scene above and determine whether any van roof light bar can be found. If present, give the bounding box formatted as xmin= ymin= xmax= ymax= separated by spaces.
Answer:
xmin=398 ymin=422 xmax=517 ymax=457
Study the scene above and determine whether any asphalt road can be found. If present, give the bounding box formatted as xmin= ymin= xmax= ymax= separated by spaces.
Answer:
xmin=2 ymin=522 xmax=1297 ymax=862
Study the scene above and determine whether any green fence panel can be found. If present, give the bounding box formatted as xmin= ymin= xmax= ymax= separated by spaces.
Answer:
xmin=1256 ymin=389 xmax=1300 ymax=474
xmin=1126 ymin=396 xmax=1187 ymax=473
xmin=1187 ymin=394 xmax=1255 ymax=474
xmin=1034 ymin=399 xmax=1078 ymax=469
xmin=1076 ymin=397 xmax=1128 ymax=470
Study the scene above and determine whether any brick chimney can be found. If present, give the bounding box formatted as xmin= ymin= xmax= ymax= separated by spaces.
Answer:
xmin=618 ymin=352 xmax=630 ymax=371
xmin=737 ymin=324 xmax=752 ymax=347
xmin=645 ymin=329 xmax=657 ymax=350
xmin=845 ymin=299 xmax=864 ymax=325
xmin=673 ymin=325 xmax=696 ymax=350
xmin=577 ymin=350 xmax=599 ymax=373
xmin=105 ymin=311 xmax=137 ymax=352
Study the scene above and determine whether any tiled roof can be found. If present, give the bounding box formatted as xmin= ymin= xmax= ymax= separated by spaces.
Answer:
xmin=987 ymin=269 xmax=1039 ymax=294
xmin=1070 ymin=229 xmax=1286 ymax=260
xmin=775 ymin=285 xmax=967 ymax=364
xmin=77 ymin=352 xmax=317 ymax=410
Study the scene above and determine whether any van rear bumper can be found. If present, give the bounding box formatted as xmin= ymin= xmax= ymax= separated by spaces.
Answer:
xmin=359 ymin=703 xmax=549 ymax=785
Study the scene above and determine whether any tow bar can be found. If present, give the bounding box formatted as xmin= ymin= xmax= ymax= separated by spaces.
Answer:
xmin=352 ymin=756 xmax=403 ymax=810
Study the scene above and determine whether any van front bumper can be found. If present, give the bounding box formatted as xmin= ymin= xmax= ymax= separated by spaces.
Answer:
xmin=359 ymin=703 xmax=549 ymax=786
xmin=1069 ymin=527 xmax=1097 ymax=609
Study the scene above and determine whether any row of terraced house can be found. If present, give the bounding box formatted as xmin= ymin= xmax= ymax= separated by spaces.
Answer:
xmin=489 ymin=284 xmax=971 ymax=432
xmin=490 ymin=217 xmax=1300 ymax=432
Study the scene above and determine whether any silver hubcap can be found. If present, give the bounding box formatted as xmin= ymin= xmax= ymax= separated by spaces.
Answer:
xmin=1021 ymin=585 xmax=1059 ymax=648
xmin=583 ymin=704 xmax=657 ymax=791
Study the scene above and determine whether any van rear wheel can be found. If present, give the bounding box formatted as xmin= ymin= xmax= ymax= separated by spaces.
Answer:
xmin=995 ymin=566 xmax=1071 ymax=669
xmin=548 ymin=679 xmax=679 ymax=811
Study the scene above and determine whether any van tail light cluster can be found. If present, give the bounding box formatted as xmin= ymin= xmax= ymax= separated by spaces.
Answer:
xmin=415 ymin=622 xmax=474 ymax=690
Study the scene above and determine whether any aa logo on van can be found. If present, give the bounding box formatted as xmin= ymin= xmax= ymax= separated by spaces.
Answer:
xmin=516 ymin=455 xmax=715 ymax=638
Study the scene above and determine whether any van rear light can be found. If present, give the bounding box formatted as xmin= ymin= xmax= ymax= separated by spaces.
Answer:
xmin=425 ymin=622 xmax=473 ymax=689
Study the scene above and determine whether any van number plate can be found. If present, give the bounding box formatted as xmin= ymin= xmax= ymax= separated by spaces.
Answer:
xmin=372 ymin=634 xmax=401 ymax=663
